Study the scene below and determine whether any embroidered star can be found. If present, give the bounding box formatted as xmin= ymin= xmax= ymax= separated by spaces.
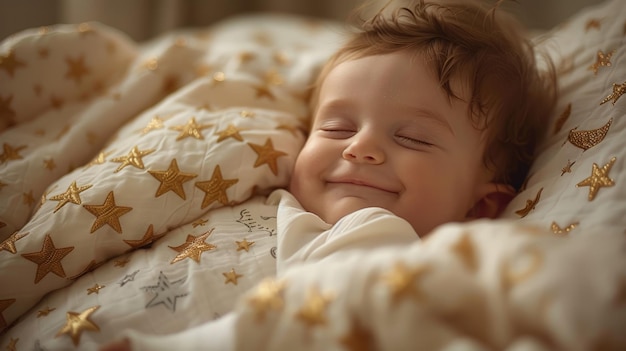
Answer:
xmin=23 ymin=190 xmax=35 ymax=207
xmin=169 ymin=117 xmax=213 ymax=141
xmin=119 ymin=270 xmax=139 ymax=287
xmin=123 ymin=224 xmax=164 ymax=249
xmin=253 ymin=85 xmax=275 ymax=100
xmin=0 ymin=143 xmax=26 ymax=164
xmin=576 ymin=157 xmax=616 ymax=201
xmin=141 ymin=271 xmax=188 ymax=312
xmin=21 ymin=234 xmax=75 ymax=284
xmin=5 ymin=337 xmax=17 ymax=351
xmin=65 ymin=55 xmax=90 ymax=84
xmin=515 ymin=188 xmax=543 ymax=218
xmin=139 ymin=115 xmax=169 ymax=135
xmin=223 ymin=268 xmax=243 ymax=285
xmin=0 ymin=298 xmax=16 ymax=329
xmin=339 ymin=316 xmax=374 ymax=351
xmin=192 ymin=218 xmax=208 ymax=227
xmin=215 ymin=124 xmax=244 ymax=142
xmin=87 ymin=283 xmax=105 ymax=295
xmin=43 ymin=158 xmax=56 ymax=170
xmin=550 ymin=221 xmax=578 ymax=235
xmin=0 ymin=231 xmax=29 ymax=254
xmin=295 ymin=286 xmax=335 ymax=329
xmin=236 ymin=238 xmax=255 ymax=252
xmin=246 ymin=278 xmax=286 ymax=322
xmin=169 ymin=229 xmax=217 ymax=264
xmin=585 ymin=18 xmax=601 ymax=31
xmin=561 ymin=160 xmax=575 ymax=176
xmin=56 ymin=305 xmax=100 ymax=346
xmin=84 ymin=150 xmax=114 ymax=168
xmin=568 ymin=118 xmax=612 ymax=150
xmin=600 ymin=81 xmax=626 ymax=105
xmin=382 ymin=262 xmax=429 ymax=305
xmin=264 ymin=68 xmax=284 ymax=85
xmin=83 ymin=191 xmax=133 ymax=233
xmin=114 ymin=258 xmax=130 ymax=267
xmin=194 ymin=165 xmax=239 ymax=209
xmin=248 ymin=138 xmax=287 ymax=176
xmin=37 ymin=306 xmax=56 ymax=318
xmin=0 ymin=95 xmax=16 ymax=125
xmin=589 ymin=50 xmax=614 ymax=75
xmin=0 ymin=50 xmax=27 ymax=77
xmin=49 ymin=181 xmax=93 ymax=213
xmin=110 ymin=146 xmax=155 ymax=173
xmin=148 ymin=159 xmax=197 ymax=199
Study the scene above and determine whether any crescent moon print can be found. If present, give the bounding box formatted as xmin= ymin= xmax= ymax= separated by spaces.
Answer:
xmin=567 ymin=118 xmax=612 ymax=150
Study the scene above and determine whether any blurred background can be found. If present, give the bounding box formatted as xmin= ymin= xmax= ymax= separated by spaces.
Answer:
xmin=0 ymin=0 xmax=607 ymax=42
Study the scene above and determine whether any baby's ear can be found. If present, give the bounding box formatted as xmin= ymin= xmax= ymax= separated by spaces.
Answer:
xmin=466 ymin=184 xmax=516 ymax=220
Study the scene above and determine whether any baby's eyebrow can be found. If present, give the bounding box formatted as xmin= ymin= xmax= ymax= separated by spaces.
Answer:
xmin=401 ymin=105 xmax=455 ymax=136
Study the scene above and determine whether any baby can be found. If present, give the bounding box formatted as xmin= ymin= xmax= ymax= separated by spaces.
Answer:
xmin=103 ymin=0 xmax=557 ymax=349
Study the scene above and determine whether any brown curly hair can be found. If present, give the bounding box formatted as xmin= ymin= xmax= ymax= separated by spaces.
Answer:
xmin=309 ymin=0 xmax=557 ymax=191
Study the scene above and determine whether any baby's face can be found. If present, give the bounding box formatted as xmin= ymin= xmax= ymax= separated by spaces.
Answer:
xmin=290 ymin=51 xmax=493 ymax=235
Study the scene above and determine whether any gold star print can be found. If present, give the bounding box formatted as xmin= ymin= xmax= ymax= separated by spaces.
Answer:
xmin=238 ymin=51 xmax=256 ymax=64
xmin=148 ymin=159 xmax=198 ymax=199
xmin=6 ymin=337 xmax=17 ymax=351
xmin=295 ymin=286 xmax=334 ymax=329
xmin=194 ymin=165 xmax=239 ymax=209
xmin=169 ymin=117 xmax=213 ymax=141
xmin=451 ymin=233 xmax=477 ymax=273
xmin=139 ymin=115 xmax=169 ymax=135
xmin=215 ymin=124 xmax=244 ymax=142
xmin=550 ymin=221 xmax=578 ymax=235
xmin=253 ymin=85 xmax=276 ymax=100
xmin=246 ymin=278 xmax=286 ymax=322
xmin=65 ymin=55 xmax=90 ymax=84
xmin=114 ymin=258 xmax=130 ymax=267
xmin=240 ymin=110 xmax=255 ymax=118
xmin=561 ymin=160 xmax=575 ymax=176
xmin=223 ymin=268 xmax=243 ymax=285
xmin=56 ymin=305 xmax=100 ymax=346
xmin=87 ymin=283 xmax=105 ymax=295
xmin=37 ymin=306 xmax=56 ymax=318
xmin=140 ymin=57 xmax=159 ymax=71
xmin=515 ymin=188 xmax=543 ymax=218
xmin=264 ymin=68 xmax=284 ymax=85
xmin=382 ymin=262 xmax=429 ymax=305
xmin=0 ymin=231 xmax=28 ymax=254
xmin=110 ymin=146 xmax=155 ymax=173
xmin=589 ymin=50 xmax=614 ymax=75
xmin=84 ymin=150 xmax=114 ymax=168
xmin=248 ymin=138 xmax=287 ymax=176
xmin=568 ymin=118 xmax=612 ymax=150
xmin=585 ymin=18 xmax=601 ymax=31
xmin=339 ymin=316 xmax=374 ymax=351
xmin=577 ymin=157 xmax=616 ymax=201
xmin=0 ymin=298 xmax=16 ymax=329
xmin=21 ymin=234 xmax=74 ymax=284
xmin=169 ymin=229 xmax=217 ymax=264
xmin=236 ymin=238 xmax=255 ymax=252
xmin=0 ymin=95 xmax=16 ymax=124
xmin=77 ymin=22 xmax=95 ymax=35
xmin=43 ymin=158 xmax=56 ymax=170
xmin=23 ymin=190 xmax=35 ymax=207
xmin=273 ymin=51 xmax=290 ymax=66
xmin=0 ymin=50 xmax=27 ymax=77
xmin=0 ymin=143 xmax=26 ymax=164
xmin=192 ymin=218 xmax=208 ymax=227
xmin=83 ymin=191 xmax=133 ymax=233
xmin=50 ymin=95 xmax=65 ymax=109
xmin=123 ymin=224 xmax=165 ymax=249
xmin=600 ymin=81 xmax=626 ymax=105
xmin=49 ymin=181 xmax=93 ymax=213
xmin=553 ymin=103 xmax=571 ymax=135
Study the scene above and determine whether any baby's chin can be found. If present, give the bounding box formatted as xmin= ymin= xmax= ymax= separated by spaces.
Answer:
xmin=317 ymin=200 xmax=383 ymax=225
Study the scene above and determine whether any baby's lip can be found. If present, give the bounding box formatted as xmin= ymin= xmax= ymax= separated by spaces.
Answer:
xmin=327 ymin=177 xmax=398 ymax=194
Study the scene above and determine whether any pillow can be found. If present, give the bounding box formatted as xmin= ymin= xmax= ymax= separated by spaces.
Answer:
xmin=0 ymin=14 xmax=344 ymax=330
xmin=500 ymin=0 xmax=626 ymax=235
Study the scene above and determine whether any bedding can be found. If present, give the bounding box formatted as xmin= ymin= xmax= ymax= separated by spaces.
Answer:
xmin=1 ymin=0 xmax=625 ymax=349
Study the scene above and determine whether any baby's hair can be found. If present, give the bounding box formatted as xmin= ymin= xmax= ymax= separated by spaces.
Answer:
xmin=310 ymin=0 xmax=557 ymax=191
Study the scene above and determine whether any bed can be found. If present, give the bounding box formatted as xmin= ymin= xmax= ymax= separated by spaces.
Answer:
xmin=1 ymin=0 xmax=625 ymax=349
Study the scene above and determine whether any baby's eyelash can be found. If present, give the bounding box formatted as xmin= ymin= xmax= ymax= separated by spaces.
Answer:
xmin=397 ymin=135 xmax=433 ymax=146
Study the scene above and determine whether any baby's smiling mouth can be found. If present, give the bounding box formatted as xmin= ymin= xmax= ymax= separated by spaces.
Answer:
xmin=327 ymin=178 xmax=398 ymax=194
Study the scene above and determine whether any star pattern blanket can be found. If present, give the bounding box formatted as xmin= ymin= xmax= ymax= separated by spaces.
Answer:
xmin=1 ymin=0 xmax=626 ymax=350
